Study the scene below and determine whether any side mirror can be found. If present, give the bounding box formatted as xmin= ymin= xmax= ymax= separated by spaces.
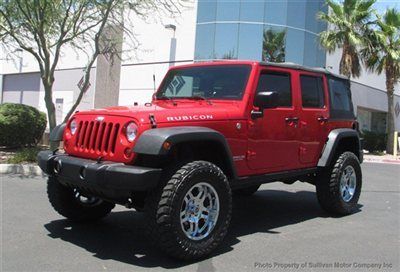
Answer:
xmin=254 ymin=91 xmax=279 ymax=109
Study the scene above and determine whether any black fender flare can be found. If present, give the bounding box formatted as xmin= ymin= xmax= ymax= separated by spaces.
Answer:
xmin=317 ymin=128 xmax=363 ymax=167
xmin=49 ymin=123 xmax=66 ymax=142
xmin=133 ymin=126 xmax=237 ymax=178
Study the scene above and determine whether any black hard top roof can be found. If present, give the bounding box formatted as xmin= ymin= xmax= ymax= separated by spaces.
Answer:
xmin=259 ymin=61 xmax=348 ymax=80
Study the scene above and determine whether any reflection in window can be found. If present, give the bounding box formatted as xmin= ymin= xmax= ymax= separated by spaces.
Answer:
xmin=214 ymin=24 xmax=239 ymax=59
xmin=257 ymin=72 xmax=292 ymax=107
xmin=157 ymin=65 xmax=251 ymax=100
xmin=262 ymin=28 xmax=286 ymax=62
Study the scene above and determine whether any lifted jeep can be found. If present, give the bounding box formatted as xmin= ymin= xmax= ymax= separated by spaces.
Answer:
xmin=38 ymin=61 xmax=363 ymax=260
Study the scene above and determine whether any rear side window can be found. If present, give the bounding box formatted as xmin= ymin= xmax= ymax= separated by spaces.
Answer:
xmin=257 ymin=72 xmax=292 ymax=107
xmin=300 ymin=75 xmax=325 ymax=108
xmin=328 ymin=77 xmax=355 ymax=119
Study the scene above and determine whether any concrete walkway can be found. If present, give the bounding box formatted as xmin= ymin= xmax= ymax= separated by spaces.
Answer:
xmin=363 ymin=154 xmax=400 ymax=165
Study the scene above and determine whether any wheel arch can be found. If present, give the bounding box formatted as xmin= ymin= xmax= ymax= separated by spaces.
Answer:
xmin=318 ymin=128 xmax=363 ymax=168
xmin=133 ymin=126 xmax=237 ymax=179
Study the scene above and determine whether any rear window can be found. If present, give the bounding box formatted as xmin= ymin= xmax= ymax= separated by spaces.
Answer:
xmin=328 ymin=77 xmax=355 ymax=119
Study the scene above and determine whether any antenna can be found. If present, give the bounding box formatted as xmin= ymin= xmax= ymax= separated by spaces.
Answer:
xmin=153 ymin=74 xmax=156 ymax=93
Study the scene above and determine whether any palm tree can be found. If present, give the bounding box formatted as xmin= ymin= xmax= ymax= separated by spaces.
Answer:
xmin=318 ymin=0 xmax=376 ymax=78
xmin=262 ymin=29 xmax=286 ymax=63
xmin=362 ymin=8 xmax=400 ymax=154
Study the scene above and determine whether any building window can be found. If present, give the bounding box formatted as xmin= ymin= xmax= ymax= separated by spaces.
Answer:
xmin=197 ymin=0 xmax=217 ymax=23
xmin=300 ymin=75 xmax=325 ymax=108
xmin=240 ymin=0 xmax=265 ymax=22
xmin=194 ymin=24 xmax=216 ymax=60
xmin=216 ymin=0 xmax=240 ymax=21
xmin=257 ymin=72 xmax=292 ymax=107
xmin=262 ymin=27 xmax=286 ymax=62
xmin=214 ymin=23 xmax=239 ymax=59
xmin=264 ymin=0 xmax=288 ymax=25
xmin=238 ymin=24 xmax=263 ymax=60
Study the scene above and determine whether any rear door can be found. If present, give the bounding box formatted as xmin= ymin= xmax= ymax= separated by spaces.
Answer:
xmin=297 ymin=72 xmax=329 ymax=165
xmin=247 ymin=68 xmax=300 ymax=172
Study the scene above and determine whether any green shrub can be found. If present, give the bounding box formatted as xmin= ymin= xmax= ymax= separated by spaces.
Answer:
xmin=361 ymin=130 xmax=387 ymax=153
xmin=0 ymin=103 xmax=47 ymax=147
xmin=6 ymin=147 xmax=43 ymax=164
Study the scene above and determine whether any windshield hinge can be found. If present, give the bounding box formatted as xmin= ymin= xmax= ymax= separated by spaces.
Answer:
xmin=149 ymin=114 xmax=157 ymax=128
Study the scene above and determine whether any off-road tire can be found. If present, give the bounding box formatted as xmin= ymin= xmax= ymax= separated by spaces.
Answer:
xmin=316 ymin=152 xmax=362 ymax=215
xmin=47 ymin=177 xmax=115 ymax=222
xmin=144 ymin=161 xmax=232 ymax=260
xmin=233 ymin=184 xmax=260 ymax=196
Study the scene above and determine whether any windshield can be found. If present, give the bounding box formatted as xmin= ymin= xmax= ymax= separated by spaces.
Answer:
xmin=156 ymin=65 xmax=251 ymax=100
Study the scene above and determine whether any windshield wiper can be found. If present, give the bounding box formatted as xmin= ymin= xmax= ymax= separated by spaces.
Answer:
xmin=188 ymin=95 xmax=212 ymax=105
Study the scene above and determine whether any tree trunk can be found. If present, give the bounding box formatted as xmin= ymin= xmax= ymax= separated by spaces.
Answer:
xmin=385 ymin=67 xmax=395 ymax=154
xmin=43 ymin=82 xmax=58 ymax=150
xmin=340 ymin=43 xmax=352 ymax=78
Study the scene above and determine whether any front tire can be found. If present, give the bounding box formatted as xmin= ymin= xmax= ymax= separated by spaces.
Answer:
xmin=316 ymin=152 xmax=362 ymax=215
xmin=144 ymin=161 xmax=232 ymax=260
xmin=47 ymin=177 xmax=115 ymax=222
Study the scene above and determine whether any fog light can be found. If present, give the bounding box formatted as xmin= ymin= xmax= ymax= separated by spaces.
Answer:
xmin=54 ymin=160 xmax=62 ymax=174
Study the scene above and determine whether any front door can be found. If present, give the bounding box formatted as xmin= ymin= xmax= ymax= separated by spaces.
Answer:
xmin=247 ymin=69 xmax=300 ymax=173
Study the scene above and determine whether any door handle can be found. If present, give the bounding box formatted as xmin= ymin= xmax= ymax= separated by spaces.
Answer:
xmin=285 ymin=117 xmax=299 ymax=123
xmin=317 ymin=116 xmax=329 ymax=122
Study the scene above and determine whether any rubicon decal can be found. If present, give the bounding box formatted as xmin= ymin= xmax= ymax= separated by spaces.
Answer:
xmin=166 ymin=115 xmax=214 ymax=121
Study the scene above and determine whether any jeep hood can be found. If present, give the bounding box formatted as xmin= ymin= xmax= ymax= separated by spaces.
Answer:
xmin=75 ymin=101 xmax=243 ymax=124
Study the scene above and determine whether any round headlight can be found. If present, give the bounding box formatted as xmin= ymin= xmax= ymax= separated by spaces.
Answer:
xmin=126 ymin=122 xmax=138 ymax=142
xmin=70 ymin=119 xmax=78 ymax=135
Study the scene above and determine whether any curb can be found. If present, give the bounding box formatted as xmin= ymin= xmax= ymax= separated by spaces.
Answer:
xmin=0 ymin=164 xmax=44 ymax=177
xmin=363 ymin=157 xmax=400 ymax=165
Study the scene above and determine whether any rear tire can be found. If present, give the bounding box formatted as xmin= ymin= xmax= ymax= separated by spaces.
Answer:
xmin=316 ymin=152 xmax=362 ymax=215
xmin=47 ymin=177 xmax=115 ymax=222
xmin=144 ymin=161 xmax=232 ymax=260
xmin=233 ymin=184 xmax=260 ymax=196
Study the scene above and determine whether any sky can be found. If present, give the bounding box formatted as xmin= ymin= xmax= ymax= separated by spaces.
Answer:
xmin=374 ymin=0 xmax=399 ymax=14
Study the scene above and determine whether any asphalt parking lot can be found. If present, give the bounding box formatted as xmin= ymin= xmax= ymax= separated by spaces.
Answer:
xmin=1 ymin=162 xmax=399 ymax=272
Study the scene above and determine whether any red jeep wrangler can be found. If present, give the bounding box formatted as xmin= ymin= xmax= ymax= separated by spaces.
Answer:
xmin=38 ymin=61 xmax=363 ymax=260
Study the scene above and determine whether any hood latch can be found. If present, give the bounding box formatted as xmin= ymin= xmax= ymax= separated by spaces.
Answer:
xmin=149 ymin=114 xmax=157 ymax=128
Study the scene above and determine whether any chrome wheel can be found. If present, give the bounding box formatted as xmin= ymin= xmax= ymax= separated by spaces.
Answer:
xmin=180 ymin=182 xmax=220 ymax=241
xmin=73 ymin=189 xmax=102 ymax=207
xmin=340 ymin=165 xmax=357 ymax=202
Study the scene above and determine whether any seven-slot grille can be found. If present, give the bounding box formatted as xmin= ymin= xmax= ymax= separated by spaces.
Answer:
xmin=75 ymin=120 xmax=120 ymax=154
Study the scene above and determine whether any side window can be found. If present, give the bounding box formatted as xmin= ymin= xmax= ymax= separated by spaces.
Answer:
xmin=300 ymin=75 xmax=325 ymax=108
xmin=329 ymin=78 xmax=352 ymax=111
xmin=328 ymin=77 xmax=355 ymax=119
xmin=257 ymin=72 xmax=292 ymax=107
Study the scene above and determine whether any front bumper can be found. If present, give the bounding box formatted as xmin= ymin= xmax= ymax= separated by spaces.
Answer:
xmin=38 ymin=150 xmax=161 ymax=198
